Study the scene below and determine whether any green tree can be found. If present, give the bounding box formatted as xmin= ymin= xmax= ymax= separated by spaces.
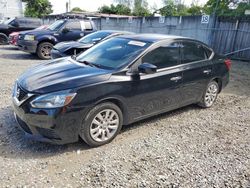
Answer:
xmin=187 ymin=5 xmax=203 ymax=15
xmin=203 ymin=0 xmax=230 ymax=16
xmin=115 ymin=4 xmax=131 ymax=15
xmin=23 ymin=0 xmax=53 ymax=18
xmin=133 ymin=0 xmax=151 ymax=16
xmin=159 ymin=0 xmax=177 ymax=16
xmin=99 ymin=4 xmax=131 ymax=15
xmin=71 ymin=7 xmax=85 ymax=12
xmin=176 ymin=3 xmax=189 ymax=16
xmin=233 ymin=2 xmax=250 ymax=16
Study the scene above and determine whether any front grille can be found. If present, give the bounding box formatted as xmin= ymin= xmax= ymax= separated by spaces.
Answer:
xmin=36 ymin=127 xmax=61 ymax=140
xmin=16 ymin=85 xmax=27 ymax=101
xmin=16 ymin=116 xmax=32 ymax=134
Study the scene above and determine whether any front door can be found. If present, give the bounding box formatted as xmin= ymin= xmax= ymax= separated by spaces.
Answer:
xmin=127 ymin=42 xmax=183 ymax=121
xmin=58 ymin=21 xmax=84 ymax=42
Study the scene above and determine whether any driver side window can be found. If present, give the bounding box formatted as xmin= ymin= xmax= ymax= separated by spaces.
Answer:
xmin=142 ymin=42 xmax=180 ymax=69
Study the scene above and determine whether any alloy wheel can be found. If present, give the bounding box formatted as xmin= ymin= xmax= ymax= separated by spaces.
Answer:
xmin=204 ymin=83 xmax=218 ymax=107
xmin=41 ymin=45 xmax=52 ymax=58
xmin=90 ymin=109 xmax=119 ymax=142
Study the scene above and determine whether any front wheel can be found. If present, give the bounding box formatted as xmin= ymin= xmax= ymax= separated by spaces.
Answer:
xmin=0 ymin=33 xmax=8 ymax=45
xmin=37 ymin=42 xmax=53 ymax=60
xmin=198 ymin=81 xmax=219 ymax=108
xmin=80 ymin=102 xmax=123 ymax=147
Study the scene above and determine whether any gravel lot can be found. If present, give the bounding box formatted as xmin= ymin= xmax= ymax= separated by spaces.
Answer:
xmin=0 ymin=45 xmax=249 ymax=188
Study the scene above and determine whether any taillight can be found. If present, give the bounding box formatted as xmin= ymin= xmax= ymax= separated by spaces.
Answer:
xmin=224 ymin=59 xmax=232 ymax=71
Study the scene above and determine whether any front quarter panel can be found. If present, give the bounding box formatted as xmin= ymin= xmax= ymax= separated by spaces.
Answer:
xmin=36 ymin=34 xmax=57 ymax=44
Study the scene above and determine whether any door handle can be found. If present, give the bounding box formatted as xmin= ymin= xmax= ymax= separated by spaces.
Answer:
xmin=203 ymin=69 xmax=211 ymax=74
xmin=170 ymin=76 xmax=182 ymax=81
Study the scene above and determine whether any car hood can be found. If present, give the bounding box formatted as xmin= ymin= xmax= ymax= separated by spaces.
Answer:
xmin=18 ymin=57 xmax=112 ymax=94
xmin=54 ymin=41 xmax=94 ymax=52
xmin=20 ymin=29 xmax=54 ymax=36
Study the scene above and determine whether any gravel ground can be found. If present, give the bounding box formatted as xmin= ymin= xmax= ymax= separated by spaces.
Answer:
xmin=0 ymin=45 xmax=249 ymax=188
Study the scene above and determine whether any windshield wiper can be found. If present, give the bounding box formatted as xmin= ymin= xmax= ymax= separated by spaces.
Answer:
xmin=77 ymin=60 xmax=100 ymax=68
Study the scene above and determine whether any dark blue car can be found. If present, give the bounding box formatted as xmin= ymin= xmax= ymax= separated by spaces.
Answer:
xmin=51 ymin=30 xmax=134 ymax=59
xmin=17 ymin=19 xmax=97 ymax=59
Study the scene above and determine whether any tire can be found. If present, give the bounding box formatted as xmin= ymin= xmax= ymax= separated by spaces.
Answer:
xmin=37 ymin=42 xmax=53 ymax=60
xmin=198 ymin=81 xmax=219 ymax=108
xmin=80 ymin=102 xmax=123 ymax=147
xmin=0 ymin=33 xmax=8 ymax=45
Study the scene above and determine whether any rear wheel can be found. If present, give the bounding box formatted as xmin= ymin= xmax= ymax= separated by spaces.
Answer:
xmin=37 ymin=42 xmax=53 ymax=60
xmin=80 ymin=102 xmax=123 ymax=147
xmin=198 ymin=81 xmax=219 ymax=108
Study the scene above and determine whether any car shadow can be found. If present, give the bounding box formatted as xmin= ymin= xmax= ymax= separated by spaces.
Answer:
xmin=0 ymin=52 xmax=40 ymax=60
xmin=0 ymin=45 xmax=19 ymax=51
xmin=0 ymin=45 xmax=41 ymax=60
xmin=0 ymin=104 xmax=201 ymax=160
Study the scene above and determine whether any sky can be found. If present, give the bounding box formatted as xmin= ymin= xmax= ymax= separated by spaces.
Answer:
xmin=49 ymin=0 xmax=208 ymax=14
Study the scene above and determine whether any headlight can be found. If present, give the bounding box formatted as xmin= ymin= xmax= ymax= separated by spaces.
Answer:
xmin=30 ymin=90 xmax=76 ymax=108
xmin=24 ymin=35 xmax=35 ymax=41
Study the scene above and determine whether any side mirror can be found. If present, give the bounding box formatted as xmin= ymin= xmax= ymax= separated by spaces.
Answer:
xmin=62 ymin=27 xmax=70 ymax=33
xmin=138 ymin=63 xmax=157 ymax=74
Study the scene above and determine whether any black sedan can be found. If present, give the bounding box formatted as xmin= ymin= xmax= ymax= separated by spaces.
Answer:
xmin=12 ymin=34 xmax=231 ymax=147
xmin=51 ymin=30 xmax=133 ymax=59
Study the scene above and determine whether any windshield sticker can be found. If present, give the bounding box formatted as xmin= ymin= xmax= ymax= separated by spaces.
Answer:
xmin=128 ymin=41 xmax=146 ymax=47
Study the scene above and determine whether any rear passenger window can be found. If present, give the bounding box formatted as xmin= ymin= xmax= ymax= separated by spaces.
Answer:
xmin=84 ymin=22 xmax=93 ymax=30
xmin=181 ymin=42 xmax=207 ymax=63
xmin=142 ymin=43 xmax=180 ymax=69
xmin=65 ymin=21 xmax=81 ymax=30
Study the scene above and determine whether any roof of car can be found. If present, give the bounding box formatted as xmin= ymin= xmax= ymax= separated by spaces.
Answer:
xmin=120 ymin=34 xmax=189 ymax=43
xmin=98 ymin=30 xmax=134 ymax=35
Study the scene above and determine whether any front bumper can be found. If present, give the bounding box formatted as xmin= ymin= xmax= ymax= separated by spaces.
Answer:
xmin=12 ymin=94 xmax=88 ymax=145
xmin=9 ymin=36 xmax=18 ymax=46
xmin=51 ymin=49 xmax=67 ymax=59
xmin=18 ymin=39 xmax=38 ymax=53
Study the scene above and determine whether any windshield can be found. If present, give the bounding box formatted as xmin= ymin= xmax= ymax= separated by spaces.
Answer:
xmin=4 ymin=18 xmax=15 ymax=25
xmin=76 ymin=37 xmax=151 ymax=69
xmin=48 ymin=20 xmax=65 ymax=31
xmin=79 ymin=31 xmax=111 ymax=44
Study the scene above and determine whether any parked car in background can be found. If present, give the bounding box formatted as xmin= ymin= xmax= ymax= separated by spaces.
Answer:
xmin=17 ymin=19 xmax=97 ymax=60
xmin=0 ymin=17 xmax=41 ymax=44
xmin=9 ymin=25 xmax=48 ymax=46
xmin=12 ymin=34 xmax=231 ymax=147
xmin=51 ymin=30 xmax=134 ymax=59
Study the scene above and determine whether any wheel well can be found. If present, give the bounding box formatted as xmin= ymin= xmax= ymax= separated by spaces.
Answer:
xmin=213 ymin=78 xmax=222 ymax=93
xmin=37 ymin=40 xmax=54 ymax=47
xmin=96 ymin=98 xmax=128 ymax=124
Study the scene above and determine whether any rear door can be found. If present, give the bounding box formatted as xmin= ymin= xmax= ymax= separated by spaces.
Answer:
xmin=179 ymin=40 xmax=214 ymax=106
